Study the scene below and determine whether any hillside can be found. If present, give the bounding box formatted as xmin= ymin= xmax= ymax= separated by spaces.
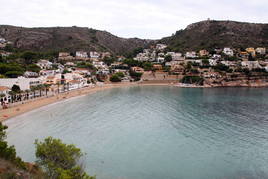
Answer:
xmin=160 ymin=20 xmax=268 ymax=52
xmin=1 ymin=20 xmax=268 ymax=55
xmin=0 ymin=25 xmax=151 ymax=55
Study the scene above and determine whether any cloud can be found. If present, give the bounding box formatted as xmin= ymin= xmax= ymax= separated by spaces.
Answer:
xmin=0 ymin=0 xmax=267 ymax=39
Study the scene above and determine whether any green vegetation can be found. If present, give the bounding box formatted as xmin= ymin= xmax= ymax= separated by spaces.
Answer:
xmin=103 ymin=56 xmax=116 ymax=66
xmin=181 ymin=76 xmax=204 ymax=85
xmin=11 ymin=85 xmax=21 ymax=93
xmin=142 ymin=62 xmax=153 ymax=71
xmin=0 ymin=122 xmax=95 ymax=178
xmin=26 ymin=64 xmax=41 ymax=73
xmin=123 ymin=58 xmax=141 ymax=67
xmin=125 ymin=47 xmax=144 ymax=58
xmin=164 ymin=55 xmax=172 ymax=62
xmin=76 ymin=62 xmax=95 ymax=70
xmin=0 ymin=63 xmax=24 ymax=78
xmin=129 ymin=71 xmax=143 ymax=81
xmin=0 ymin=122 xmax=26 ymax=170
xmin=35 ymin=137 xmax=95 ymax=179
xmin=110 ymin=74 xmax=122 ymax=82
xmin=123 ymin=59 xmax=153 ymax=71
xmin=213 ymin=63 xmax=230 ymax=72
xmin=115 ymin=72 xmax=125 ymax=78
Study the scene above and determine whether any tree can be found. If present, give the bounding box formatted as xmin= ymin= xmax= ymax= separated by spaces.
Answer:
xmin=115 ymin=72 xmax=124 ymax=78
xmin=142 ymin=62 xmax=153 ymax=71
xmin=164 ymin=55 xmax=172 ymax=62
xmin=129 ymin=71 xmax=143 ymax=81
xmin=11 ymin=84 xmax=21 ymax=93
xmin=27 ymin=64 xmax=41 ymax=73
xmin=43 ymin=84 xmax=51 ymax=96
xmin=21 ymin=51 xmax=37 ymax=64
xmin=0 ymin=122 xmax=26 ymax=169
xmin=110 ymin=74 xmax=121 ymax=82
xmin=103 ymin=56 xmax=116 ymax=66
xmin=35 ymin=137 xmax=95 ymax=179
xmin=202 ymin=59 xmax=209 ymax=66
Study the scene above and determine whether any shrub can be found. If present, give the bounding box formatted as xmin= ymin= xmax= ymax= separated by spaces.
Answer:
xmin=181 ymin=76 xmax=204 ymax=85
xmin=35 ymin=137 xmax=95 ymax=179
xmin=110 ymin=74 xmax=121 ymax=82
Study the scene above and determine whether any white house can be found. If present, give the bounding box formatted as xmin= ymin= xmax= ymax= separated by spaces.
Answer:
xmin=212 ymin=54 xmax=221 ymax=59
xmin=24 ymin=71 xmax=39 ymax=78
xmin=185 ymin=51 xmax=197 ymax=58
xmin=156 ymin=57 xmax=165 ymax=63
xmin=223 ymin=48 xmax=234 ymax=56
xmin=166 ymin=52 xmax=184 ymax=61
xmin=0 ymin=77 xmax=44 ymax=90
xmin=0 ymin=38 xmax=6 ymax=43
xmin=76 ymin=51 xmax=88 ymax=58
xmin=93 ymin=61 xmax=107 ymax=69
xmin=256 ymin=48 xmax=266 ymax=55
xmin=241 ymin=61 xmax=262 ymax=70
xmin=90 ymin=52 xmax=100 ymax=59
xmin=134 ymin=52 xmax=150 ymax=62
xmin=156 ymin=44 xmax=167 ymax=50
xmin=209 ymin=59 xmax=218 ymax=66
xmin=36 ymin=60 xmax=53 ymax=70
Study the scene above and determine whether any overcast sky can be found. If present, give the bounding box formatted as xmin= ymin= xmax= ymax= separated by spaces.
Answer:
xmin=1 ymin=0 xmax=267 ymax=39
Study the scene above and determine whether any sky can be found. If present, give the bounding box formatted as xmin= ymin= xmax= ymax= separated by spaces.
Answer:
xmin=0 ymin=0 xmax=268 ymax=39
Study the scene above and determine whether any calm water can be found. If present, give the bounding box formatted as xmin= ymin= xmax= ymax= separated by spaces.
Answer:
xmin=4 ymin=86 xmax=268 ymax=179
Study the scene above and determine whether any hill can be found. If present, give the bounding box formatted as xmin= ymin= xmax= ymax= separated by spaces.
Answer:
xmin=1 ymin=20 xmax=268 ymax=55
xmin=160 ymin=20 xmax=268 ymax=52
xmin=0 ymin=25 xmax=151 ymax=55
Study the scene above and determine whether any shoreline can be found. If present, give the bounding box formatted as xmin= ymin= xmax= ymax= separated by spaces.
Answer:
xmin=0 ymin=82 xmax=176 ymax=122
xmin=1 ymin=81 xmax=268 ymax=122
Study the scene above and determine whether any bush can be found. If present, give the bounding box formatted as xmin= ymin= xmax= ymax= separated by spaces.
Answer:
xmin=181 ymin=76 xmax=204 ymax=85
xmin=35 ymin=137 xmax=95 ymax=179
xmin=213 ymin=63 xmax=230 ymax=72
xmin=115 ymin=72 xmax=124 ymax=78
xmin=130 ymin=71 xmax=143 ymax=81
xmin=110 ymin=74 xmax=121 ymax=82
xmin=0 ymin=122 xmax=26 ymax=169
xmin=5 ymin=71 xmax=24 ymax=78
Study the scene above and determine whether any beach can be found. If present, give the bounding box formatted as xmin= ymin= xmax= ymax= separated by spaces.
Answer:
xmin=0 ymin=82 xmax=176 ymax=122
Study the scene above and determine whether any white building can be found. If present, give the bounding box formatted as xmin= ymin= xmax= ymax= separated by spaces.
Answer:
xmin=256 ymin=48 xmax=266 ymax=55
xmin=36 ymin=60 xmax=53 ymax=70
xmin=93 ymin=61 xmax=107 ymax=69
xmin=223 ymin=48 xmax=234 ymax=56
xmin=134 ymin=53 xmax=150 ymax=62
xmin=241 ymin=61 xmax=262 ymax=70
xmin=156 ymin=57 xmax=165 ymax=63
xmin=0 ymin=38 xmax=6 ymax=43
xmin=156 ymin=44 xmax=167 ymax=50
xmin=90 ymin=52 xmax=100 ymax=59
xmin=76 ymin=51 xmax=88 ymax=58
xmin=212 ymin=54 xmax=221 ymax=59
xmin=0 ymin=77 xmax=44 ymax=90
xmin=209 ymin=59 xmax=218 ymax=66
xmin=166 ymin=52 xmax=183 ymax=61
xmin=185 ymin=51 xmax=197 ymax=58
xmin=24 ymin=71 xmax=39 ymax=78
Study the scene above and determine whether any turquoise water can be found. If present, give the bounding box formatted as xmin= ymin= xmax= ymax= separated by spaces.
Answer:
xmin=4 ymin=86 xmax=268 ymax=179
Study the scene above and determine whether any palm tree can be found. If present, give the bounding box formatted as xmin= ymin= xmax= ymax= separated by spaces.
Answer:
xmin=43 ymin=84 xmax=51 ymax=96
xmin=24 ymin=90 xmax=30 ymax=100
xmin=56 ymin=82 xmax=60 ymax=94
xmin=30 ymin=86 xmax=37 ymax=98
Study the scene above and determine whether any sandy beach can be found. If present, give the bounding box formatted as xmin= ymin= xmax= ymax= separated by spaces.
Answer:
xmin=0 ymin=82 xmax=175 ymax=122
